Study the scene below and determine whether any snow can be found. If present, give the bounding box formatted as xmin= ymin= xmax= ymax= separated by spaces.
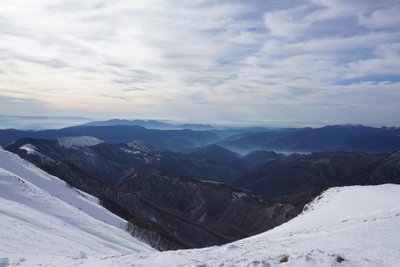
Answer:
xmin=120 ymin=147 xmax=142 ymax=155
xmin=19 ymin=144 xmax=37 ymax=155
xmin=0 ymin=148 xmax=154 ymax=266
xmin=232 ymin=191 xmax=248 ymax=199
xmin=19 ymin=144 xmax=54 ymax=162
xmin=126 ymin=140 xmax=155 ymax=152
xmin=1 ymin=147 xmax=400 ymax=266
xmin=57 ymin=136 xmax=103 ymax=148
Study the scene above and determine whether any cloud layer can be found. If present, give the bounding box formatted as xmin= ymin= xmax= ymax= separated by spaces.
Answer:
xmin=0 ymin=0 xmax=399 ymax=126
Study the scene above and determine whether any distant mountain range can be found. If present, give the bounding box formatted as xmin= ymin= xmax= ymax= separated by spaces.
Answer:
xmin=83 ymin=119 xmax=216 ymax=130
xmin=1 ymin=124 xmax=400 ymax=153
xmin=0 ymin=125 xmax=220 ymax=151
xmin=234 ymin=150 xmax=400 ymax=207
xmin=219 ymin=124 xmax=400 ymax=153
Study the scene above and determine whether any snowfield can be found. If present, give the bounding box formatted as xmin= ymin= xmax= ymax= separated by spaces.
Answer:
xmin=0 ymin=148 xmax=154 ymax=266
xmin=1 ymin=148 xmax=400 ymax=266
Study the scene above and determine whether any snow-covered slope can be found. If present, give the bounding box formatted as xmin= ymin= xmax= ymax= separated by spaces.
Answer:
xmin=78 ymin=184 xmax=400 ymax=267
xmin=0 ymin=148 xmax=154 ymax=266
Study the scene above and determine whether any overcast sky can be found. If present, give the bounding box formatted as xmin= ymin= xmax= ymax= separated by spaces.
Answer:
xmin=0 ymin=0 xmax=399 ymax=127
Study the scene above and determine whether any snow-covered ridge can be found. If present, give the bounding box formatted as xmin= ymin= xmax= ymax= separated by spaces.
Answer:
xmin=57 ymin=136 xmax=104 ymax=148
xmin=19 ymin=144 xmax=54 ymax=162
xmin=78 ymin=184 xmax=400 ymax=267
xmin=19 ymin=143 xmax=38 ymax=155
xmin=0 ymin=148 xmax=154 ymax=266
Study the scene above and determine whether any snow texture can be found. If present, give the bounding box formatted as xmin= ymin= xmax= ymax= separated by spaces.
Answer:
xmin=19 ymin=144 xmax=54 ymax=162
xmin=0 ymin=148 xmax=154 ymax=266
xmin=19 ymin=144 xmax=38 ymax=155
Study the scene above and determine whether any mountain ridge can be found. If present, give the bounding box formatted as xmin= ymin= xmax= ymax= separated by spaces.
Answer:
xmin=6 ymin=138 xmax=298 ymax=250
xmin=220 ymin=124 xmax=400 ymax=153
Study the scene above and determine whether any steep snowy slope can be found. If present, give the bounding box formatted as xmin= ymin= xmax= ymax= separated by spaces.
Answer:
xmin=76 ymin=184 xmax=400 ymax=267
xmin=0 ymin=148 xmax=154 ymax=266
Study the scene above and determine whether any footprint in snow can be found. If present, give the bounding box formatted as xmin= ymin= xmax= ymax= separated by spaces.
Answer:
xmin=79 ymin=251 xmax=88 ymax=259
xmin=224 ymin=244 xmax=239 ymax=250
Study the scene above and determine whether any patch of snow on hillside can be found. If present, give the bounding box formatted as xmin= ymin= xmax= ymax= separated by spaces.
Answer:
xmin=19 ymin=144 xmax=37 ymax=155
xmin=232 ymin=191 xmax=247 ymax=199
xmin=19 ymin=144 xmax=54 ymax=162
xmin=120 ymin=147 xmax=142 ymax=155
xmin=57 ymin=136 xmax=103 ymax=148
xmin=126 ymin=140 xmax=151 ymax=152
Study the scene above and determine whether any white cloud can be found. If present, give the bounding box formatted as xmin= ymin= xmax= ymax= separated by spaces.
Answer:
xmin=358 ymin=5 xmax=400 ymax=29
xmin=264 ymin=6 xmax=311 ymax=37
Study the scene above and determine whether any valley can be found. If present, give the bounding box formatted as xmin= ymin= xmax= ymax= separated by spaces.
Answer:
xmin=1 ymin=122 xmax=400 ymax=254
xmin=1 ymin=148 xmax=399 ymax=266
